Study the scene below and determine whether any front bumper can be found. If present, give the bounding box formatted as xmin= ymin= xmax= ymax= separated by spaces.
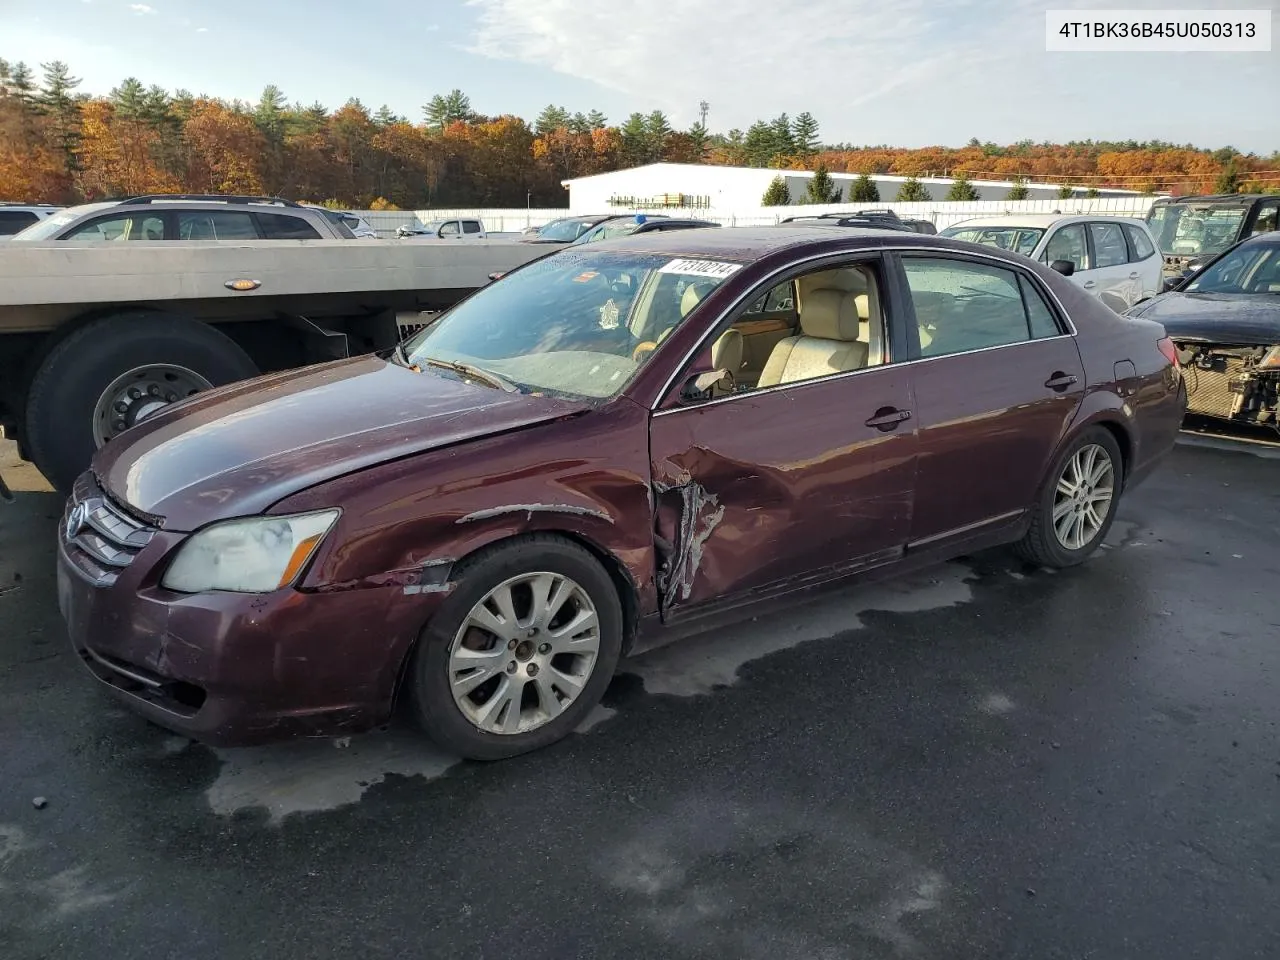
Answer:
xmin=57 ymin=476 xmax=448 ymax=746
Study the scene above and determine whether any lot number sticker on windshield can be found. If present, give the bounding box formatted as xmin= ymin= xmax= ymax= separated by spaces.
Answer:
xmin=658 ymin=258 xmax=743 ymax=280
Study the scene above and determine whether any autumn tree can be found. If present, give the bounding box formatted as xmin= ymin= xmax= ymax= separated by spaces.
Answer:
xmin=849 ymin=173 xmax=879 ymax=202
xmin=183 ymin=98 xmax=266 ymax=195
xmin=804 ymin=163 xmax=841 ymax=203
xmin=1006 ymin=176 xmax=1029 ymax=200
xmin=1214 ymin=161 xmax=1241 ymax=194
xmin=945 ymin=174 xmax=979 ymax=201
xmin=761 ymin=175 xmax=790 ymax=205
xmin=896 ymin=177 xmax=930 ymax=202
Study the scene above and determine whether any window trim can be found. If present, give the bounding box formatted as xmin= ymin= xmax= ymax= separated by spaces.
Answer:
xmin=647 ymin=244 xmax=1077 ymax=414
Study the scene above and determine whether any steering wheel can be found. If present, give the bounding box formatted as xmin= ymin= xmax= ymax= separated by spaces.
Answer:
xmin=632 ymin=326 xmax=675 ymax=362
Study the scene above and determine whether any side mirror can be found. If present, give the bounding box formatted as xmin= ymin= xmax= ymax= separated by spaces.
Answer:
xmin=680 ymin=369 xmax=729 ymax=403
xmin=1049 ymin=259 xmax=1075 ymax=277
xmin=1185 ymin=257 xmax=1205 ymax=273
xmin=1161 ymin=276 xmax=1183 ymax=293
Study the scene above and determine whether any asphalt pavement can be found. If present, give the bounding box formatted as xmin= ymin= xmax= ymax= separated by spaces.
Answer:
xmin=2 ymin=437 xmax=1277 ymax=960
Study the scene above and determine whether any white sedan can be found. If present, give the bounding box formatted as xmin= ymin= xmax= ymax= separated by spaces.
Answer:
xmin=939 ymin=214 xmax=1163 ymax=311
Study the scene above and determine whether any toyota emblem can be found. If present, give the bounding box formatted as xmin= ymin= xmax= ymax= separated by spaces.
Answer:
xmin=66 ymin=502 xmax=89 ymax=541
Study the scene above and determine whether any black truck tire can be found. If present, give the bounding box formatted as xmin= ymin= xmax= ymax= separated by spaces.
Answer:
xmin=25 ymin=311 xmax=259 ymax=493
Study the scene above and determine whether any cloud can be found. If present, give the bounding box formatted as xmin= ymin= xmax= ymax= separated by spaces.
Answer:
xmin=463 ymin=0 xmax=1276 ymax=149
xmin=128 ymin=3 xmax=154 ymax=13
xmin=196 ymin=26 xmax=208 ymax=32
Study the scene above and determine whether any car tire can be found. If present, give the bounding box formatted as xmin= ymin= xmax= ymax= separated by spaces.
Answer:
xmin=1013 ymin=426 xmax=1124 ymax=569
xmin=25 ymin=311 xmax=259 ymax=493
xmin=408 ymin=534 xmax=623 ymax=761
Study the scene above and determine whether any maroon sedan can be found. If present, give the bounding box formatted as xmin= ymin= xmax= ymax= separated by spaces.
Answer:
xmin=56 ymin=228 xmax=1187 ymax=759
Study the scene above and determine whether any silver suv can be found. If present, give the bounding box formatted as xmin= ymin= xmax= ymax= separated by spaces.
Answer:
xmin=9 ymin=194 xmax=356 ymax=242
xmin=0 ymin=202 xmax=64 ymax=238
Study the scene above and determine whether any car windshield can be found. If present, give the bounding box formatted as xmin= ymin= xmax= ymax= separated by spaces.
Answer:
xmin=940 ymin=225 xmax=1045 ymax=256
xmin=537 ymin=219 xmax=594 ymax=242
xmin=8 ymin=206 xmax=101 ymax=241
xmin=571 ymin=218 xmax=646 ymax=245
xmin=402 ymin=250 xmax=741 ymax=400
xmin=1185 ymin=241 xmax=1280 ymax=295
xmin=1146 ymin=203 xmax=1248 ymax=257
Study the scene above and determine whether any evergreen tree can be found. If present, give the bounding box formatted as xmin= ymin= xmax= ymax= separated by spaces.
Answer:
xmin=534 ymin=104 xmax=570 ymax=136
xmin=109 ymin=77 xmax=147 ymax=118
xmin=1057 ymin=184 xmax=1075 ymax=199
xmin=849 ymin=172 xmax=879 ymax=202
xmin=687 ymin=120 xmax=709 ymax=161
xmin=743 ymin=120 xmax=774 ymax=166
xmin=791 ymin=111 xmax=820 ymax=155
xmin=1005 ymin=176 xmax=1029 ymax=200
xmin=38 ymin=60 xmax=83 ymax=178
xmin=645 ymin=110 xmax=672 ymax=162
xmin=804 ymin=162 xmax=841 ymax=203
xmin=761 ymin=174 xmax=791 ymax=206
xmin=945 ymin=174 xmax=979 ymax=201
xmin=586 ymin=109 xmax=607 ymax=129
xmin=768 ymin=113 xmax=795 ymax=157
xmin=896 ymin=177 xmax=931 ymax=202
xmin=567 ymin=112 xmax=590 ymax=135
xmin=619 ymin=112 xmax=650 ymax=167
xmin=424 ymin=89 xmax=472 ymax=131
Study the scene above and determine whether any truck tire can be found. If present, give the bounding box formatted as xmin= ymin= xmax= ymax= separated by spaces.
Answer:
xmin=25 ymin=311 xmax=259 ymax=493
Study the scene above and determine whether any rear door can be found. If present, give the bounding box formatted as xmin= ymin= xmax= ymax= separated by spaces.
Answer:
xmin=894 ymin=251 xmax=1085 ymax=546
xmin=1121 ymin=222 xmax=1162 ymax=301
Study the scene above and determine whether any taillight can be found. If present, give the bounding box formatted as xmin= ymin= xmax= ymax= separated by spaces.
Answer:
xmin=1156 ymin=337 xmax=1178 ymax=367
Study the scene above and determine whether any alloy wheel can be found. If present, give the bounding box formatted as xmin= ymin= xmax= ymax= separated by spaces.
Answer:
xmin=1052 ymin=443 xmax=1115 ymax=551
xmin=448 ymin=572 xmax=601 ymax=735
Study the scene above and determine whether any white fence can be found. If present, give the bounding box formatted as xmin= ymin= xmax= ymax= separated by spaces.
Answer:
xmin=353 ymin=196 xmax=1160 ymax=238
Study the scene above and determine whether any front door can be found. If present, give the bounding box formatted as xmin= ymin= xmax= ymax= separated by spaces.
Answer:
xmin=895 ymin=252 xmax=1086 ymax=545
xmin=647 ymin=254 xmax=919 ymax=619
xmin=1087 ymin=220 xmax=1141 ymax=309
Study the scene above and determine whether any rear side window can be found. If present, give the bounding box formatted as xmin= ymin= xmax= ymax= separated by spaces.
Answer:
xmin=1089 ymin=222 xmax=1128 ymax=268
xmin=903 ymin=257 xmax=1053 ymax=358
xmin=257 ymin=213 xmax=322 ymax=239
xmin=462 ymin=220 xmax=482 ymax=234
xmin=1123 ymin=224 xmax=1156 ymax=261
xmin=0 ymin=210 xmax=39 ymax=235
xmin=178 ymin=211 xmax=258 ymax=240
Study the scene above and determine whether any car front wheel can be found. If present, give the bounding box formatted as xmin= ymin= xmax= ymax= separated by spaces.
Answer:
xmin=1014 ymin=427 xmax=1123 ymax=568
xmin=408 ymin=535 xmax=623 ymax=760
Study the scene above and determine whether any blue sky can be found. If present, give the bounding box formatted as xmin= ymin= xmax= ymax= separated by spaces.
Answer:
xmin=3 ymin=0 xmax=1276 ymax=152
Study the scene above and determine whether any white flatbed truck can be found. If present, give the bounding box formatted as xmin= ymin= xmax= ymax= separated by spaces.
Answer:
xmin=0 ymin=238 xmax=550 ymax=493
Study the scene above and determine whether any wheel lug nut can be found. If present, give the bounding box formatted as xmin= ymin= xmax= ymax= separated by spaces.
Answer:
xmin=508 ymin=639 xmax=517 ymax=650
xmin=166 ymin=392 xmax=178 ymax=402
xmin=538 ymin=643 xmax=550 ymax=654
xmin=526 ymin=663 xmax=539 ymax=677
xmin=128 ymin=387 xmax=142 ymax=399
xmin=149 ymin=385 xmax=161 ymax=396
xmin=113 ymin=401 xmax=128 ymax=413
xmin=113 ymin=421 xmax=126 ymax=432
xmin=527 ymin=628 xmax=538 ymax=637
xmin=506 ymin=661 xmax=517 ymax=674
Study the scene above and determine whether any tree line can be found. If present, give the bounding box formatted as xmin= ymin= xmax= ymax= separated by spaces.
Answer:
xmin=1 ymin=59 xmax=1276 ymax=209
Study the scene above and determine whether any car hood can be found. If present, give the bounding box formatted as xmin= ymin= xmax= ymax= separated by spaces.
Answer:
xmin=1130 ymin=292 xmax=1280 ymax=344
xmin=93 ymin=355 xmax=589 ymax=530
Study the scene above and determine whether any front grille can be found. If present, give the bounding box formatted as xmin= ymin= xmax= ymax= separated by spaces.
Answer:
xmin=62 ymin=473 xmax=157 ymax=585
xmin=1183 ymin=357 xmax=1244 ymax=419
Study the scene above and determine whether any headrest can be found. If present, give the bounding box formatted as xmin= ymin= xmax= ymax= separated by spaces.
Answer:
xmin=800 ymin=288 xmax=860 ymax=341
xmin=681 ymin=282 xmax=712 ymax=317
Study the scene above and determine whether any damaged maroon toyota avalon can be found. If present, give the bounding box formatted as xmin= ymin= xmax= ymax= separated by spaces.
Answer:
xmin=57 ymin=227 xmax=1187 ymax=759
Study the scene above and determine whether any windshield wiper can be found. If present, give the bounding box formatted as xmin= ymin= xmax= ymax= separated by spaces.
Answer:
xmin=417 ymin=356 xmax=520 ymax=393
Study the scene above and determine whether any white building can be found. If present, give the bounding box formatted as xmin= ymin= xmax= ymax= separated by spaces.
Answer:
xmin=561 ymin=162 xmax=1144 ymax=212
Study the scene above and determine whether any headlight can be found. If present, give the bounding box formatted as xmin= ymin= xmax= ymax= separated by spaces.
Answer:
xmin=1259 ymin=345 xmax=1280 ymax=369
xmin=161 ymin=510 xmax=340 ymax=594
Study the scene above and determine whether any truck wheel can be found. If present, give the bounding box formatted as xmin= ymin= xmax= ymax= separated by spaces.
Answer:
xmin=25 ymin=311 xmax=258 ymax=493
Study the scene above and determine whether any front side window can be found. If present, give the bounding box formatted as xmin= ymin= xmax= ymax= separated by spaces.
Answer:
xmin=941 ymin=226 xmax=1044 ymax=257
xmin=64 ymin=213 xmax=166 ymax=241
xmin=178 ymin=211 xmax=258 ymax=240
xmin=1089 ymin=222 xmax=1129 ymax=268
xmin=404 ymin=251 xmax=741 ymax=400
xmin=1042 ymin=224 xmax=1091 ymax=272
xmin=439 ymin=221 xmax=461 ymax=236
xmin=903 ymin=257 xmax=1046 ymax=358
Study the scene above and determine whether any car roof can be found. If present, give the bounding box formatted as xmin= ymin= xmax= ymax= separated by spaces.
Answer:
xmin=1152 ymin=194 xmax=1269 ymax=205
xmin=599 ymin=225 xmax=971 ymax=260
xmin=944 ymin=214 xmax=1149 ymax=229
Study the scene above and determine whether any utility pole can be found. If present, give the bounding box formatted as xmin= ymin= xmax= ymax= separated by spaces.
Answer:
xmin=698 ymin=100 xmax=709 ymax=129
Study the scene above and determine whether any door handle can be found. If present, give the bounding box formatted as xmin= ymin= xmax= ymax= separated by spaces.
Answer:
xmin=865 ymin=407 xmax=912 ymax=431
xmin=1129 ymin=271 xmax=1140 ymax=279
xmin=1082 ymin=280 xmax=1096 ymax=288
xmin=1044 ymin=373 xmax=1079 ymax=391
